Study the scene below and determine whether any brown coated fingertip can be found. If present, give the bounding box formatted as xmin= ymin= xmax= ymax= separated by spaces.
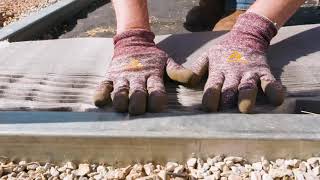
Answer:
xmin=93 ymin=84 xmax=113 ymax=107
xmin=129 ymin=90 xmax=147 ymax=115
xmin=148 ymin=91 xmax=168 ymax=113
xmin=261 ymin=80 xmax=285 ymax=106
xmin=238 ymin=88 xmax=258 ymax=114
xmin=113 ymin=90 xmax=129 ymax=113
xmin=202 ymin=88 xmax=221 ymax=112
xmin=166 ymin=67 xmax=195 ymax=84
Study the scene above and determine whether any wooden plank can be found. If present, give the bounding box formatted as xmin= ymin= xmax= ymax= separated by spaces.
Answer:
xmin=0 ymin=24 xmax=319 ymax=113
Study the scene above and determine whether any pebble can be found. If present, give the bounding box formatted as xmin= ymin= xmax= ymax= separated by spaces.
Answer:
xmin=225 ymin=160 xmax=234 ymax=167
xmin=313 ymin=166 xmax=320 ymax=176
xmin=224 ymin=157 xmax=243 ymax=163
xmin=202 ymin=163 xmax=210 ymax=171
xmin=250 ymin=172 xmax=262 ymax=180
xmin=207 ymin=158 xmax=215 ymax=166
xmin=197 ymin=158 xmax=204 ymax=169
xmin=27 ymin=162 xmax=40 ymax=170
xmin=214 ymin=162 xmax=225 ymax=171
xmin=261 ymin=174 xmax=273 ymax=180
xmin=0 ymin=156 xmax=318 ymax=180
xmin=165 ymin=162 xmax=178 ymax=172
xmin=252 ymin=162 xmax=263 ymax=171
xmin=136 ymin=174 xmax=159 ymax=180
xmin=307 ymin=157 xmax=319 ymax=167
xmin=50 ymin=167 xmax=59 ymax=177
xmin=64 ymin=161 xmax=77 ymax=170
xmin=173 ymin=165 xmax=184 ymax=174
xmin=157 ymin=170 xmax=169 ymax=180
xmin=275 ymin=159 xmax=285 ymax=167
xmin=187 ymin=158 xmax=197 ymax=168
xmin=143 ymin=163 xmax=154 ymax=176
xmin=228 ymin=174 xmax=242 ymax=180
xmin=293 ymin=169 xmax=305 ymax=180
xmin=261 ymin=160 xmax=270 ymax=172
xmin=269 ymin=168 xmax=293 ymax=178
xmin=1 ymin=0 xmax=60 ymax=27
xmin=75 ymin=163 xmax=91 ymax=176
xmin=299 ymin=162 xmax=308 ymax=172
xmin=96 ymin=165 xmax=107 ymax=175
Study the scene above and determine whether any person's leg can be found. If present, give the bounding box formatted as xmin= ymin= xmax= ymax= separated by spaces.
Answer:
xmin=113 ymin=0 xmax=150 ymax=33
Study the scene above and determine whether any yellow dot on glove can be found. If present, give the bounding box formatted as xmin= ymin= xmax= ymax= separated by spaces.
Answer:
xmin=227 ymin=51 xmax=248 ymax=64
xmin=127 ymin=58 xmax=144 ymax=69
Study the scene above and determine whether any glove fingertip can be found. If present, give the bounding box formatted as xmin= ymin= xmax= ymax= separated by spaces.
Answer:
xmin=261 ymin=80 xmax=285 ymax=106
xmin=238 ymin=88 xmax=258 ymax=114
xmin=167 ymin=67 xmax=196 ymax=84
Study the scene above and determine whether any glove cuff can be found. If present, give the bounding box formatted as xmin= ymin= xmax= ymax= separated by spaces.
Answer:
xmin=113 ymin=29 xmax=155 ymax=46
xmin=223 ymin=12 xmax=278 ymax=52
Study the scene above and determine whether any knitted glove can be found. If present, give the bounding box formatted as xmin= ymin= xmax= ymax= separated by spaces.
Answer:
xmin=93 ymin=29 xmax=191 ymax=115
xmin=178 ymin=12 xmax=284 ymax=113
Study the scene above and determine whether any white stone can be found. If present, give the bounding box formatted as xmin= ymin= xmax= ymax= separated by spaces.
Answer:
xmin=165 ymin=162 xmax=178 ymax=172
xmin=269 ymin=168 xmax=292 ymax=178
xmin=64 ymin=162 xmax=77 ymax=170
xmin=261 ymin=174 xmax=273 ymax=180
xmin=228 ymin=174 xmax=242 ymax=180
xmin=96 ymin=166 xmax=107 ymax=176
xmin=293 ymin=169 xmax=305 ymax=180
xmin=307 ymin=157 xmax=319 ymax=168
xmin=252 ymin=162 xmax=263 ymax=171
xmin=224 ymin=157 xmax=243 ymax=163
xmin=250 ymin=171 xmax=262 ymax=180
xmin=75 ymin=164 xmax=90 ymax=176
xmin=215 ymin=162 xmax=225 ymax=171
xmin=173 ymin=165 xmax=184 ymax=174
xmin=202 ymin=163 xmax=210 ymax=171
xmin=312 ymin=166 xmax=320 ymax=176
xmin=261 ymin=160 xmax=270 ymax=171
xmin=143 ymin=163 xmax=154 ymax=176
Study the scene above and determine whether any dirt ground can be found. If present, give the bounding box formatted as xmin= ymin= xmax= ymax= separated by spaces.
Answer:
xmin=0 ymin=0 xmax=58 ymax=27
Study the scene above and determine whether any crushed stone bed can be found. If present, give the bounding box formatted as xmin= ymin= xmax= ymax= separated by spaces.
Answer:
xmin=0 ymin=0 xmax=59 ymax=27
xmin=0 ymin=156 xmax=319 ymax=179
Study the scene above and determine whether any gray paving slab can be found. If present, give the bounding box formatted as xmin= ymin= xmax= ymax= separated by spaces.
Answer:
xmin=0 ymin=24 xmax=319 ymax=163
xmin=0 ymin=24 xmax=319 ymax=113
xmin=0 ymin=112 xmax=319 ymax=163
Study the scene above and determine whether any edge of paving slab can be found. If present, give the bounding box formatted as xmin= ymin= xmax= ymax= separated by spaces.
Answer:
xmin=0 ymin=0 xmax=98 ymax=42
xmin=0 ymin=112 xmax=319 ymax=164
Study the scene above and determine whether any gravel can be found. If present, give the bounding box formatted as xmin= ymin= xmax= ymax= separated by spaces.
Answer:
xmin=0 ymin=0 xmax=59 ymax=27
xmin=0 ymin=156 xmax=320 ymax=179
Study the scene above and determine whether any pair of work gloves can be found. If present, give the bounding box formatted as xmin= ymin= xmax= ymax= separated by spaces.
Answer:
xmin=93 ymin=12 xmax=284 ymax=115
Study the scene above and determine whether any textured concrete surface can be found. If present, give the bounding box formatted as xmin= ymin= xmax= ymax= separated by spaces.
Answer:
xmin=0 ymin=24 xmax=319 ymax=113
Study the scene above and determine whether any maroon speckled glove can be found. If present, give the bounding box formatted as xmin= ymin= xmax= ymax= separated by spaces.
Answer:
xmin=177 ymin=12 xmax=284 ymax=113
xmin=93 ymin=29 xmax=191 ymax=115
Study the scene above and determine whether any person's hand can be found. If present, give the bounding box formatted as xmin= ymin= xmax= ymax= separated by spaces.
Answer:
xmin=93 ymin=29 xmax=191 ymax=115
xmin=174 ymin=12 xmax=285 ymax=113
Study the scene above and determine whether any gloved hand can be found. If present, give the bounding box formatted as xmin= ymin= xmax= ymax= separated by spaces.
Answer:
xmin=177 ymin=12 xmax=285 ymax=113
xmin=93 ymin=29 xmax=191 ymax=115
